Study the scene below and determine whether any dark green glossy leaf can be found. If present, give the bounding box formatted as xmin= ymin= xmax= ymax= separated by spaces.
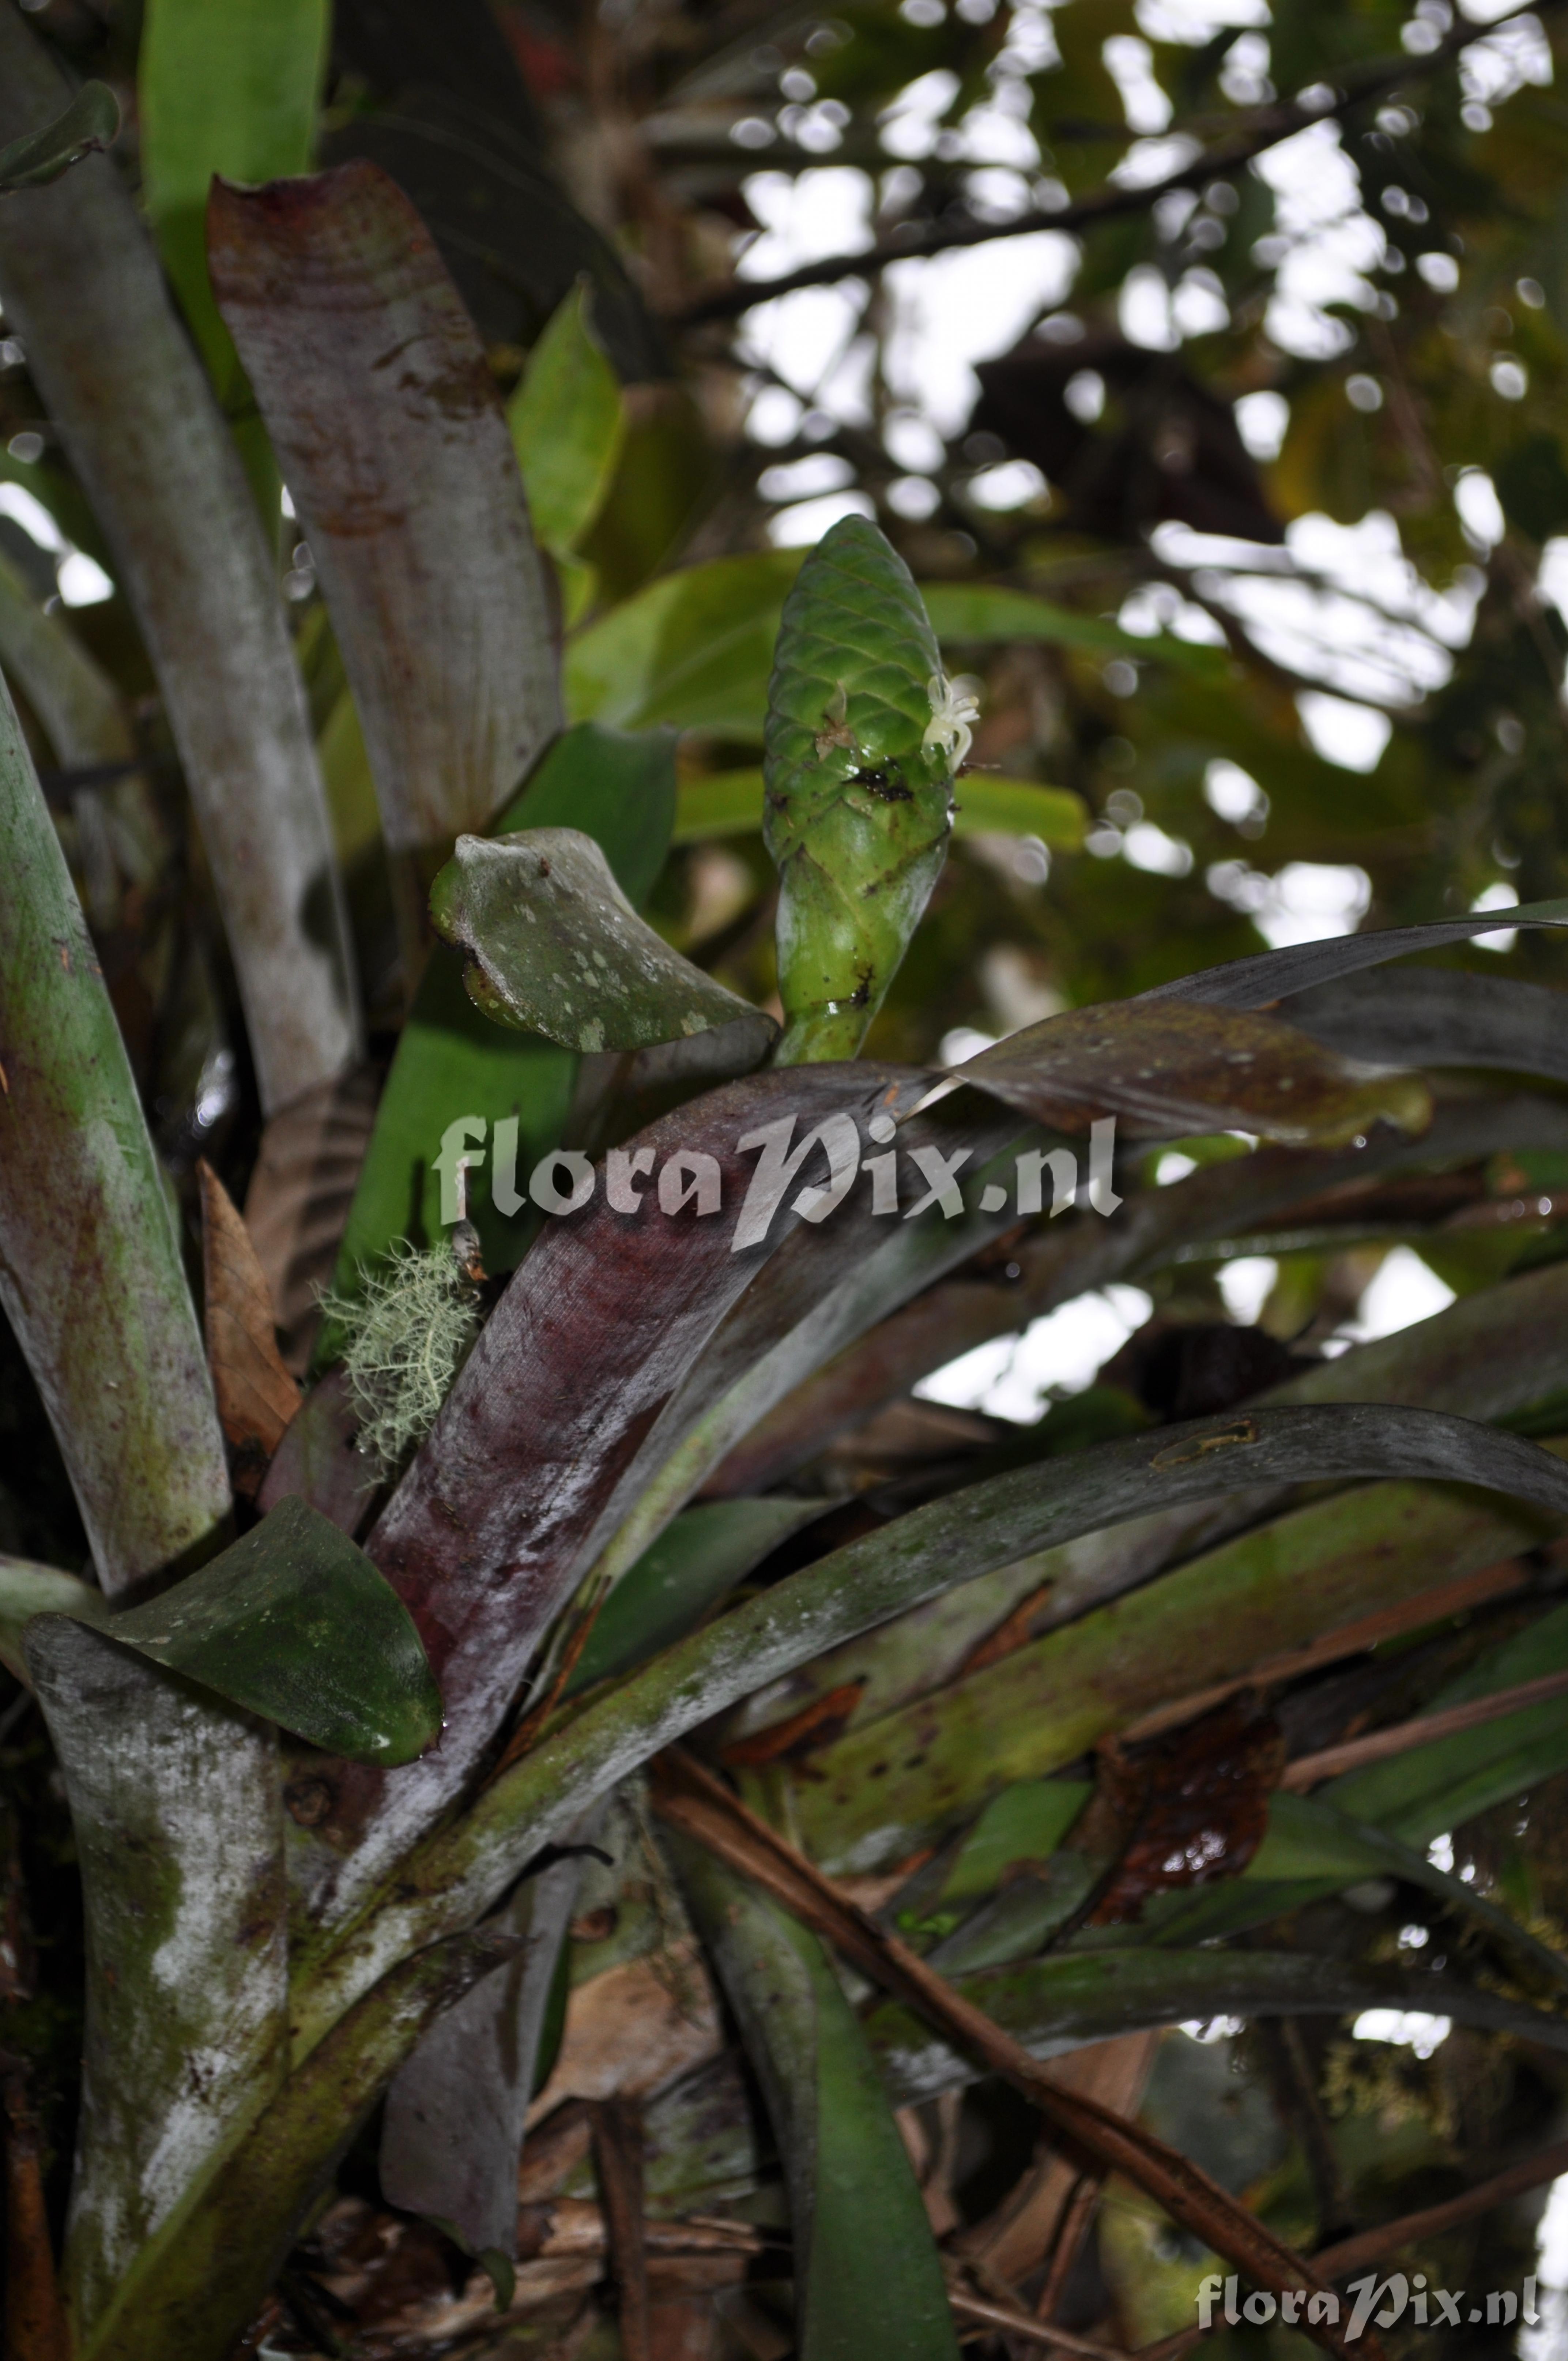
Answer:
xmin=430 ymin=824 xmax=776 ymax=1058
xmin=31 ymin=1497 xmax=442 ymax=1766
xmin=764 ymin=516 xmax=954 ymax=1062
xmin=565 ymin=1497 xmax=829 ymax=1698
xmin=674 ymin=1833 xmax=961 ymax=2361
xmin=0 ymin=78 xmax=117 ymax=193
xmin=716 ymin=1096 xmax=1568 ymax=1507
xmin=1280 ymin=967 xmax=1568 ymax=1084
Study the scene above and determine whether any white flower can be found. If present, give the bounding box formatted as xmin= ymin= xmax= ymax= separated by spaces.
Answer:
xmin=923 ymin=671 xmax=981 ymax=771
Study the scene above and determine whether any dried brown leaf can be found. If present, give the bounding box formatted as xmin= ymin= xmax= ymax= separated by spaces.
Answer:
xmin=720 ymin=1682 xmax=867 ymax=1771
xmin=1084 ymin=1699 xmax=1285 ymax=1927
xmin=243 ymin=1066 xmax=379 ymax=1374
xmin=197 ymin=1160 xmax=299 ymax=1498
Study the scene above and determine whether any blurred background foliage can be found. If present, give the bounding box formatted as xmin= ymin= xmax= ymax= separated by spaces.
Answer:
xmin=9 ymin=0 xmax=1568 ymax=1123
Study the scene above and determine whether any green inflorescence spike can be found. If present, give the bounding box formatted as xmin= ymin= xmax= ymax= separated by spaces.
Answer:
xmin=763 ymin=515 xmax=965 ymax=1063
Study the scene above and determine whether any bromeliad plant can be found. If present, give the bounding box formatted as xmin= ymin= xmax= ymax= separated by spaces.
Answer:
xmin=6 ymin=40 xmax=1568 ymax=2361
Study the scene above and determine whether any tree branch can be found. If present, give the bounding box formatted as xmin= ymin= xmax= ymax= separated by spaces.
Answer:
xmin=673 ymin=0 xmax=1565 ymax=327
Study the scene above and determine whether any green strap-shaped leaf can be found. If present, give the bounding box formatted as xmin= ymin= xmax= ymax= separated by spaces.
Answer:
xmin=0 ymin=672 xmax=231 ymax=1594
xmin=431 ymin=824 xmax=777 ymax=1058
xmin=565 ymin=549 xmax=804 ymax=735
xmin=673 ymin=1833 xmax=961 ymax=2361
xmin=565 ymin=1496 xmax=829 ymax=1698
xmin=26 ymin=1496 xmax=442 ymax=1766
xmin=764 ymin=515 xmax=956 ymax=1062
xmin=784 ymin=1439 xmax=1568 ymax=1876
xmin=674 ymin=765 xmax=1087 ymax=849
xmin=367 ymin=1404 xmax=1568 ymax=1985
xmin=861 ymin=1945 xmax=1568 ymax=2106
xmin=918 ymin=580 xmax=1224 ymax=676
xmin=139 ymin=0 xmax=325 ymax=530
xmin=0 ymin=79 xmax=118 ymax=194
xmin=508 ymin=279 xmax=625 ymax=565
xmin=140 ymin=0 xmax=327 ymax=400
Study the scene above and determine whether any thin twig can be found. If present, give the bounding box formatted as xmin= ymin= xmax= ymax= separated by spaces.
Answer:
xmin=589 ymin=2100 xmax=652 ymax=2361
xmin=672 ymin=0 xmax=1565 ymax=324
xmin=1313 ymin=2132 xmax=1568 ymax=2282
xmin=1281 ymin=1664 xmax=1568 ymax=1790
xmin=1036 ymin=2173 xmax=1105 ymax=2325
xmin=949 ymin=2286 xmax=1127 ymax=2357
xmin=649 ymin=1750 xmax=1371 ymax=2361
xmin=1133 ymin=2131 xmax=1568 ymax=2357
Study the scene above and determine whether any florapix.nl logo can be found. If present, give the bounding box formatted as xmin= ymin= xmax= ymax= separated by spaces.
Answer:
xmin=1197 ymin=2272 xmax=1544 ymax=2339
xmin=431 ymin=1110 xmax=1122 ymax=1251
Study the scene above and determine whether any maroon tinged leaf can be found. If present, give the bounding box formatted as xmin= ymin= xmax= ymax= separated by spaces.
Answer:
xmin=291 ymin=1066 xmax=931 ymax=1929
xmin=952 ymin=998 xmax=1429 ymax=1146
xmin=0 ymin=11 xmax=361 ymax=1117
xmin=208 ymin=162 xmax=562 ymax=956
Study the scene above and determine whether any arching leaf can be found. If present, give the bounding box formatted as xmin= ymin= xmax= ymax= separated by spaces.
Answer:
xmin=0 ymin=80 xmax=118 ymax=194
xmin=29 ymin=1497 xmax=441 ymax=1767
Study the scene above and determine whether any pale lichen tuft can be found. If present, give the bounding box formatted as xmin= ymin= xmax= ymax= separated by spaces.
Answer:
xmin=318 ymin=1242 xmax=482 ymax=1474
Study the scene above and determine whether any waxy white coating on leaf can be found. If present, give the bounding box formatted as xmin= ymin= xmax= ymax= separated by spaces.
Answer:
xmin=25 ymin=1622 xmax=285 ymax=2334
xmin=430 ymin=826 xmax=777 ymax=1062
